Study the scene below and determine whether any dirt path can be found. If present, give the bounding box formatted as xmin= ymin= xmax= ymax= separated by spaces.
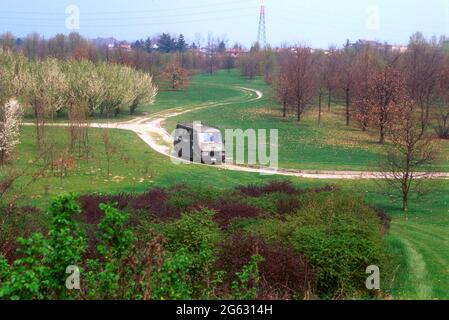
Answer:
xmin=24 ymin=86 xmax=449 ymax=180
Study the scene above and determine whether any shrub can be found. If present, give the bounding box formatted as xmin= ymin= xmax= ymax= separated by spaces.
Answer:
xmin=217 ymin=234 xmax=315 ymax=299
xmin=210 ymin=202 xmax=260 ymax=228
xmin=237 ymin=181 xmax=298 ymax=197
xmin=244 ymin=196 xmax=278 ymax=216
xmin=231 ymin=254 xmax=264 ymax=300
xmin=0 ymin=205 xmax=44 ymax=261
xmin=0 ymin=194 xmax=86 ymax=300
xmin=244 ymin=192 xmax=387 ymax=298
xmin=153 ymin=248 xmax=193 ymax=300
xmin=83 ymin=203 xmax=136 ymax=299
xmin=157 ymin=209 xmax=221 ymax=298
xmin=132 ymin=188 xmax=177 ymax=221
xmin=292 ymin=225 xmax=385 ymax=298
xmin=78 ymin=193 xmax=132 ymax=225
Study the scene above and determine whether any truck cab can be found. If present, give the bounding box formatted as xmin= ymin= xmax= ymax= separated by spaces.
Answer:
xmin=174 ymin=122 xmax=225 ymax=165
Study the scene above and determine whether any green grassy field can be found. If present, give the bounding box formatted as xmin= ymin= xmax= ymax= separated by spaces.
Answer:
xmin=3 ymin=69 xmax=449 ymax=299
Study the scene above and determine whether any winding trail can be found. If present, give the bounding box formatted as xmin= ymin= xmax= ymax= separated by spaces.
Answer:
xmin=24 ymin=85 xmax=449 ymax=180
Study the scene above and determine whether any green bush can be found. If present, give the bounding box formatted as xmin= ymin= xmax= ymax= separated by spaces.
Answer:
xmin=244 ymin=196 xmax=278 ymax=216
xmin=84 ymin=203 xmax=136 ymax=299
xmin=231 ymin=255 xmax=264 ymax=300
xmin=156 ymin=209 xmax=222 ymax=299
xmin=292 ymin=226 xmax=385 ymax=298
xmin=0 ymin=194 xmax=86 ymax=300
xmin=242 ymin=191 xmax=387 ymax=298
xmin=160 ymin=208 xmax=220 ymax=253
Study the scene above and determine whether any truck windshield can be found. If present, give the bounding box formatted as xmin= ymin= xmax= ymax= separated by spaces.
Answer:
xmin=199 ymin=132 xmax=222 ymax=143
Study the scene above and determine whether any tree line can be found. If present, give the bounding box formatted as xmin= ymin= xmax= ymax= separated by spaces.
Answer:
xmin=0 ymin=32 xmax=238 ymax=78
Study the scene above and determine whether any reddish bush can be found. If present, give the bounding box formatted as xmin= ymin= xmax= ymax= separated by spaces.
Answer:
xmin=237 ymin=181 xmax=299 ymax=197
xmin=217 ymin=234 xmax=316 ymax=299
xmin=132 ymin=188 xmax=179 ymax=221
xmin=210 ymin=203 xmax=260 ymax=228
xmin=78 ymin=193 xmax=132 ymax=225
xmin=263 ymin=181 xmax=298 ymax=195
xmin=78 ymin=188 xmax=180 ymax=224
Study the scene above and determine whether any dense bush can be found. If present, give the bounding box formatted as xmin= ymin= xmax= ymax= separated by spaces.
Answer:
xmin=211 ymin=202 xmax=260 ymax=228
xmin=0 ymin=182 xmax=391 ymax=300
xmin=217 ymin=233 xmax=316 ymax=299
xmin=154 ymin=209 xmax=222 ymax=299
xmin=237 ymin=181 xmax=299 ymax=197
xmin=0 ymin=205 xmax=44 ymax=261
xmin=243 ymin=191 xmax=388 ymax=298
xmin=0 ymin=194 xmax=86 ymax=299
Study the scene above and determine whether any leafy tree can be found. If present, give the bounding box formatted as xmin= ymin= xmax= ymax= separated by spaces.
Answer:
xmin=27 ymin=58 xmax=68 ymax=147
xmin=162 ymin=62 xmax=189 ymax=90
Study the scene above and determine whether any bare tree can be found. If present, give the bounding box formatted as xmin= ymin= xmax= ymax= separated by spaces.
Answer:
xmin=401 ymin=32 xmax=446 ymax=131
xmin=434 ymin=65 xmax=449 ymax=139
xmin=0 ymin=32 xmax=16 ymax=51
xmin=288 ymin=47 xmax=318 ymax=122
xmin=382 ymin=99 xmax=440 ymax=215
xmin=206 ymin=34 xmax=219 ymax=75
xmin=274 ymin=73 xmax=293 ymax=118
xmin=315 ymin=50 xmax=329 ymax=125
xmin=101 ymin=129 xmax=117 ymax=177
xmin=359 ymin=66 xmax=406 ymax=144
xmin=353 ymin=48 xmax=381 ymax=131
xmin=324 ymin=47 xmax=339 ymax=112
xmin=336 ymin=48 xmax=357 ymax=126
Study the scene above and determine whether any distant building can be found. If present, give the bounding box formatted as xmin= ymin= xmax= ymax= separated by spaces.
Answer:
xmin=391 ymin=45 xmax=408 ymax=53
xmin=119 ymin=43 xmax=132 ymax=51
xmin=352 ymin=39 xmax=408 ymax=54
xmin=226 ymin=47 xmax=245 ymax=58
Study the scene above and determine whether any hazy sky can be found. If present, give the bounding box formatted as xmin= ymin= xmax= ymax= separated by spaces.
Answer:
xmin=0 ymin=0 xmax=448 ymax=48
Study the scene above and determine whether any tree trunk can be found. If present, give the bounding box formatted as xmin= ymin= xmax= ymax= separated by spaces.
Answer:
xmin=318 ymin=91 xmax=322 ymax=125
xmin=345 ymin=88 xmax=350 ymax=126
xmin=283 ymin=101 xmax=287 ymax=118
xmin=379 ymin=124 xmax=385 ymax=144
xmin=402 ymin=194 xmax=408 ymax=212
xmin=297 ymin=102 xmax=301 ymax=122
xmin=328 ymin=89 xmax=332 ymax=112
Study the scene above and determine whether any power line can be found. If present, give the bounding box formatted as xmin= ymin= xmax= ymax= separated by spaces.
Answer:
xmin=0 ymin=13 xmax=255 ymax=29
xmin=0 ymin=0 xmax=256 ymax=16
xmin=0 ymin=6 xmax=257 ymax=22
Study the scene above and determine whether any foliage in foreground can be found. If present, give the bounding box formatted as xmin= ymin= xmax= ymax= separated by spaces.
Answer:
xmin=0 ymin=182 xmax=390 ymax=300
